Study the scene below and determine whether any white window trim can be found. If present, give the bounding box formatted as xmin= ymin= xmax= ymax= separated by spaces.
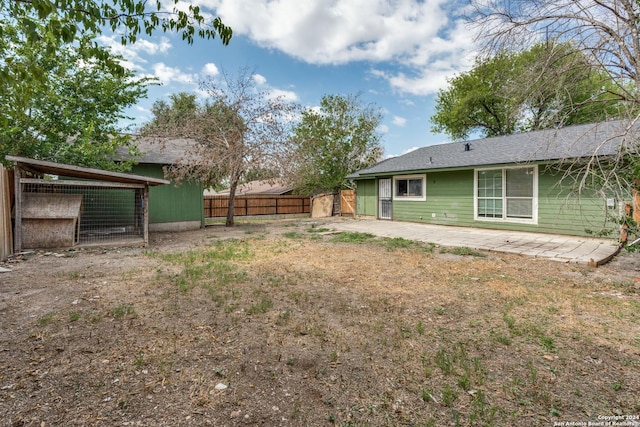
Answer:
xmin=474 ymin=166 xmax=538 ymax=224
xmin=392 ymin=174 xmax=426 ymax=201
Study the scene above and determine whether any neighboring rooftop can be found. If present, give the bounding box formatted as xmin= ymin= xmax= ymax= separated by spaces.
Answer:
xmin=207 ymin=179 xmax=292 ymax=196
xmin=121 ymin=136 xmax=198 ymax=165
xmin=350 ymin=120 xmax=638 ymax=178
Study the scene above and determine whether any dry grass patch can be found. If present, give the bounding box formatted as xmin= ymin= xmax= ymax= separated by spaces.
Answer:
xmin=0 ymin=222 xmax=638 ymax=426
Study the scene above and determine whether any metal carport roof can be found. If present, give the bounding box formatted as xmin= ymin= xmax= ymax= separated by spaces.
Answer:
xmin=5 ymin=156 xmax=170 ymax=186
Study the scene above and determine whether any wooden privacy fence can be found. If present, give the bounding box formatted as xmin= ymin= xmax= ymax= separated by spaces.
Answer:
xmin=204 ymin=195 xmax=311 ymax=218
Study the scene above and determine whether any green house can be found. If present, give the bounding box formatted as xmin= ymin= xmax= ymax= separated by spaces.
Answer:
xmin=128 ymin=137 xmax=204 ymax=232
xmin=348 ymin=121 xmax=635 ymax=238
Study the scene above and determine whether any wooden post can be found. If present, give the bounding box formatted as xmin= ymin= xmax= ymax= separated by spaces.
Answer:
xmin=0 ymin=164 xmax=13 ymax=260
xmin=143 ymin=185 xmax=149 ymax=246
xmin=633 ymin=187 xmax=640 ymax=225
xmin=621 ymin=202 xmax=631 ymax=242
xmin=134 ymin=188 xmax=141 ymax=233
xmin=13 ymin=163 xmax=22 ymax=252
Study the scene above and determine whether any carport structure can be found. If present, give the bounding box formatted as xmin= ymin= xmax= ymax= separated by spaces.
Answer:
xmin=8 ymin=156 xmax=169 ymax=251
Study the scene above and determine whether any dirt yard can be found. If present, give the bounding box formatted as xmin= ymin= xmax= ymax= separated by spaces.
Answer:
xmin=1 ymin=218 xmax=639 ymax=427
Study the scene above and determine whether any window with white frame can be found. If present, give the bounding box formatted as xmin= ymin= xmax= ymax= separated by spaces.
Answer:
xmin=393 ymin=174 xmax=426 ymax=201
xmin=476 ymin=166 xmax=537 ymax=222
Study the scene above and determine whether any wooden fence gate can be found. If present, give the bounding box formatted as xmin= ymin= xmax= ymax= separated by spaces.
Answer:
xmin=340 ymin=189 xmax=355 ymax=216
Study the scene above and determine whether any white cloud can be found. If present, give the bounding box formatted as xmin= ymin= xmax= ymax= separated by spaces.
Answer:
xmin=250 ymin=73 xmax=298 ymax=102
xmin=152 ymin=63 xmax=198 ymax=85
xmin=390 ymin=70 xmax=452 ymax=96
xmin=385 ymin=145 xmax=419 ymax=159
xmin=98 ymin=35 xmax=172 ymax=68
xmin=199 ymin=68 xmax=299 ymax=103
xmin=202 ymin=63 xmax=220 ymax=77
xmin=253 ymin=74 xmax=267 ymax=85
xmin=392 ymin=115 xmax=407 ymax=127
xmin=195 ymin=87 xmax=211 ymax=100
xmin=378 ymin=124 xmax=389 ymax=134
xmin=371 ymin=64 xmax=462 ymax=96
xmin=206 ymin=0 xmax=479 ymax=95
xmin=402 ymin=146 xmax=420 ymax=154
xmin=265 ymin=88 xmax=298 ymax=102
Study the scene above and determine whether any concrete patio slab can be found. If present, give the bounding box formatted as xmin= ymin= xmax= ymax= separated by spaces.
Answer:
xmin=325 ymin=218 xmax=620 ymax=265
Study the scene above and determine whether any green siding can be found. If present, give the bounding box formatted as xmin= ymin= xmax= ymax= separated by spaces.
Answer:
xmin=393 ymin=170 xmax=475 ymax=226
xmin=355 ymin=179 xmax=377 ymax=216
xmin=355 ymin=167 xmax=621 ymax=238
xmin=536 ymin=171 xmax=619 ymax=236
xmin=132 ymin=164 xmax=204 ymax=226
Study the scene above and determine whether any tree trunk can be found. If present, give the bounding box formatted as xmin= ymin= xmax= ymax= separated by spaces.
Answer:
xmin=226 ymin=177 xmax=240 ymax=227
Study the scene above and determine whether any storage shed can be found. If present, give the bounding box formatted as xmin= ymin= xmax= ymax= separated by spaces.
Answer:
xmin=8 ymin=156 xmax=169 ymax=251
xmin=125 ymin=137 xmax=205 ymax=232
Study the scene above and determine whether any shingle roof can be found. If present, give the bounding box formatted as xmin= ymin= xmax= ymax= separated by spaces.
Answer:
xmin=120 ymin=136 xmax=198 ymax=165
xmin=211 ymin=179 xmax=292 ymax=196
xmin=349 ymin=120 xmax=638 ymax=178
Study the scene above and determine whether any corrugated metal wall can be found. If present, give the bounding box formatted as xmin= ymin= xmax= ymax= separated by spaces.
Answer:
xmin=1 ymin=164 xmax=12 ymax=260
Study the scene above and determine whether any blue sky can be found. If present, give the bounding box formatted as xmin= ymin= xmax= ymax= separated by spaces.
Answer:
xmin=101 ymin=0 xmax=480 ymax=158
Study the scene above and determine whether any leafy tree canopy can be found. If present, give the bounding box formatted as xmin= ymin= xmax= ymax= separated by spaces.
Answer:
xmin=143 ymin=93 xmax=199 ymax=133
xmin=1 ymin=0 xmax=232 ymax=52
xmin=1 ymin=0 xmax=231 ymax=88
xmin=0 ymin=20 xmax=152 ymax=170
xmin=431 ymin=42 xmax=626 ymax=141
xmin=1 ymin=0 xmax=231 ymax=169
xmin=289 ymin=94 xmax=383 ymax=194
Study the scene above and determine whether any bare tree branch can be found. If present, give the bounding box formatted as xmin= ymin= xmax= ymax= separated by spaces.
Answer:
xmin=470 ymin=0 xmax=640 ymax=236
xmin=143 ymin=68 xmax=300 ymax=226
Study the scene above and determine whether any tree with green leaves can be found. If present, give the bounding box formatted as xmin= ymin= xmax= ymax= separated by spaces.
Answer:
xmin=288 ymin=94 xmax=383 ymax=195
xmin=1 ymin=0 xmax=231 ymax=169
xmin=143 ymin=70 xmax=299 ymax=226
xmin=143 ymin=93 xmax=199 ymax=134
xmin=469 ymin=0 xmax=640 ymax=238
xmin=470 ymin=0 xmax=639 ymax=106
xmin=431 ymin=51 xmax=517 ymax=140
xmin=0 ymin=23 xmax=152 ymax=169
xmin=431 ymin=42 xmax=624 ymax=141
xmin=1 ymin=0 xmax=231 ymax=53
xmin=1 ymin=0 xmax=230 ymax=94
